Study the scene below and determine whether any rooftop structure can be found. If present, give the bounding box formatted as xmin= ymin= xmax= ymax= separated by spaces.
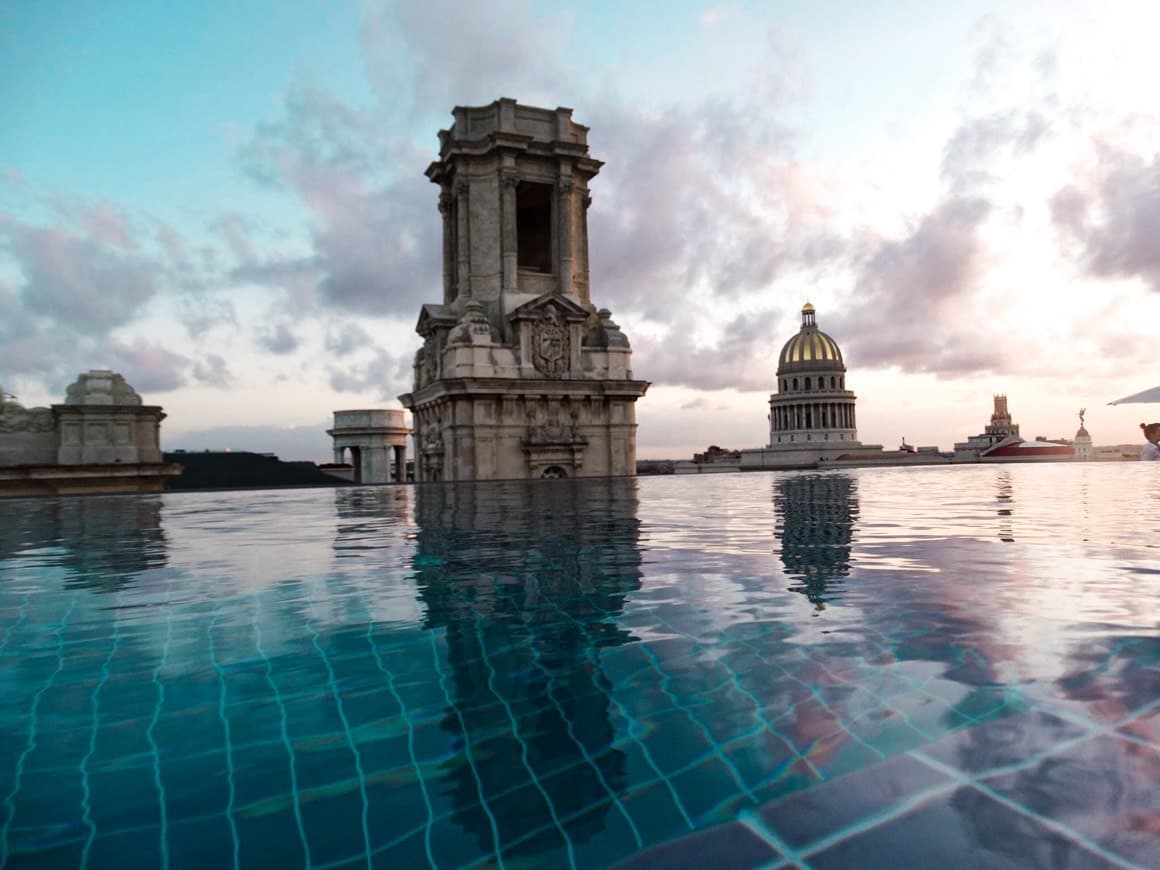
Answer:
xmin=399 ymin=99 xmax=649 ymax=481
xmin=0 ymin=370 xmax=182 ymax=496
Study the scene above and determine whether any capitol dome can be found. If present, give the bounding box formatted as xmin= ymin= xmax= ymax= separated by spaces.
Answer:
xmin=768 ymin=302 xmax=859 ymax=448
xmin=777 ymin=302 xmax=845 ymax=372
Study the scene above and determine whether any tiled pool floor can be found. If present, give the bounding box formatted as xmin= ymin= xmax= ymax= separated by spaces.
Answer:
xmin=619 ymin=702 xmax=1160 ymax=869
xmin=2 ymin=466 xmax=1159 ymax=868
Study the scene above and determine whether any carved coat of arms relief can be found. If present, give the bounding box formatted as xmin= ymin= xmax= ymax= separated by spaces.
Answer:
xmin=531 ymin=309 xmax=569 ymax=378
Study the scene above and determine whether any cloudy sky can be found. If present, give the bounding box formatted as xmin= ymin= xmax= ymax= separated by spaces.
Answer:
xmin=3 ymin=0 xmax=1159 ymax=461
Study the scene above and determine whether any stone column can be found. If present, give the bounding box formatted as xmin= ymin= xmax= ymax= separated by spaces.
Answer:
xmin=558 ymin=173 xmax=574 ymax=296
xmin=439 ymin=190 xmax=455 ymax=304
xmin=455 ymin=178 xmax=471 ymax=301
xmin=500 ymin=169 xmax=518 ymax=292
xmin=334 ymin=447 xmax=344 ymax=464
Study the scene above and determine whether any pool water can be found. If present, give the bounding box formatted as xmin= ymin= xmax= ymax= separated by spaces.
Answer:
xmin=1 ymin=464 xmax=1158 ymax=868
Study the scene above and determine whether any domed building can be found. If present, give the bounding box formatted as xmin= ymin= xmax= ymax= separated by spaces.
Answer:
xmin=728 ymin=302 xmax=895 ymax=470
xmin=769 ymin=302 xmax=858 ymax=447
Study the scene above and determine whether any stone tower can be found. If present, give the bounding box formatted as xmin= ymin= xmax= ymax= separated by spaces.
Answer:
xmin=399 ymin=99 xmax=649 ymax=481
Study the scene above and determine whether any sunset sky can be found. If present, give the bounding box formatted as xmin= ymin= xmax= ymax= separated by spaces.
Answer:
xmin=3 ymin=0 xmax=1158 ymax=460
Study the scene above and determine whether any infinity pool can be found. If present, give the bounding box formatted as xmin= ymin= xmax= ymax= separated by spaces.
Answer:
xmin=1 ymin=464 xmax=1158 ymax=868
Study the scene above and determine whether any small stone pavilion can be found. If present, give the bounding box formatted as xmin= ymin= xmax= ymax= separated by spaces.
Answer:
xmin=399 ymin=98 xmax=649 ymax=481
xmin=327 ymin=409 xmax=410 ymax=483
xmin=0 ymin=370 xmax=182 ymax=496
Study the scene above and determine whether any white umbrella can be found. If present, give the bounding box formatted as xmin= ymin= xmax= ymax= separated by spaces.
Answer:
xmin=1108 ymin=385 xmax=1160 ymax=405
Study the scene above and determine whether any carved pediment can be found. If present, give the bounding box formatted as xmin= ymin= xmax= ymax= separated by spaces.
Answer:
xmin=415 ymin=303 xmax=456 ymax=337
xmin=506 ymin=293 xmax=589 ymax=323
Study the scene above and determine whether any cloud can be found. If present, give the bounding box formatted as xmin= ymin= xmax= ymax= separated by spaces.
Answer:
xmin=238 ymin=84 xmax=441 ymax=317
xmin=256 ymin=321 xmax=301 ymax=355
xmin=360 ymin=0 xmax=567 ymax=116
xmin=328 ymin=347 xmax=411 ymax=399
xmin=325 ymin=321 xmax=374 ymax=356
xmin=1050 ymin=149 xmax=1160 ymax=291
xmin=0 ymin=212 xmax=159 ymax=334
xmin=103 ymin=338 xmax=190 ymax=394
xmin=832 ymin=196 xmax=1007 ymax=375
xmin=634 ymin=309 xmax=784 ymax=391
xmin=192 ymin=354 xmax=234 ymax=387
xmin=586 ymin=99 xmax=837 ymax=320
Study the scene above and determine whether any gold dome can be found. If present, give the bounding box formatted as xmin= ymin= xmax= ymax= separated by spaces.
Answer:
xmin=777 ymin=304 xmax=845 ymax=373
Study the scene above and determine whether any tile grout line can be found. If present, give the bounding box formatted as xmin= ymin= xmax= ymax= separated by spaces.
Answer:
xmin=146 ymin=596 xmax=174 ymax=870
xmin=304 ymin=582 xmax=373 ymax=869
xmin=909 ymin=751 xmax=1143 ymax=870
xmin=207 ymin=595 xmax=241 ymax=870
xmin=539 ymin=589 xmax=697 ymax=832
xmin=80 ymin=591 xmax=121 ymax=870
xmin=252 ymin=589 xmax=312 ymax=867
xmin=366 ymin=619 xmax=439 ymax=869
xmin=1 ymin=592 xmax=78 ymax=867
xmin=525 ymin=570 xmax=645 ymax=851
xmin=428 ymin=629 xmax=506 ymax=870
xmin=472 ymin=614 xmax=579 ymax=870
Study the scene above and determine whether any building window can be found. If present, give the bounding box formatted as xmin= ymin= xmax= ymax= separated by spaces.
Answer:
xmin=804 ymin=376 xmax=811 ymax=389
xmin=792 ymin=377 xmax=799 ymax=391
xmin=830 ymin=376 xmax=836 ymax=389
xmin=517 ymin=182 xmax=553 ymax=272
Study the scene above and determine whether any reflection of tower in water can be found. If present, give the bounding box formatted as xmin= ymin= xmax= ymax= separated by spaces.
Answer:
xmin=414 ymin=479 xmax=642 ymax=860
xmin=774 ymin=473 xmax=858 ymax=609
xmin=996 ymin=471 xmax=1014 ymax=543
xmin=0 ymin=496 xmax=168 ymax=593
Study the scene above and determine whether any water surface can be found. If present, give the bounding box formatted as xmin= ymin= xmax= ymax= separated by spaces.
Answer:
xmin=1 ymin=464 xmax=1158 ymax=868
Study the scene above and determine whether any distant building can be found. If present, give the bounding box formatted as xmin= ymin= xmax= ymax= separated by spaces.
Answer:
xmin=1074 ymin=409 xmax=1092 ymax=460
xmin=0 ymin=370 xmax=182 ymax=496
xmin=327 ymin=409 xmax=410 ymax=484
xmin=735 ymin=303 xmax=889 ymax=469
xmin=953 ymin=394 xmax=1021 ymax=456
xmin=953 ymin=395 xmax=1074 ymax=462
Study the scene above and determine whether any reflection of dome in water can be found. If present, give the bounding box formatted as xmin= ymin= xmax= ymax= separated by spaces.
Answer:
xmin=774 ymin=473 xmax=858 ymax=607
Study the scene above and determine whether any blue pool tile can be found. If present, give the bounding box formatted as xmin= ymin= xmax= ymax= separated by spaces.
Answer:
xmin=234 ymin=806 xmax=310 ymax=868
xmin=6 ymin=838 xmax=85 ymax=870
xmin=300 ymin=786 xmax=370 ymax=867
xmin=86 ymin=766 xmax=161 ymax=832
xmin=230 ymin=745 xmax=295 ymax=807
xmin=86 ymin=828 xmax=163 ymax=869
xmin=806 ymin=786 xmax=1115 ymax=870
xmin=1119 ymin=706 xmax=1160 ymax=747
xmin=611 ymin=820 xmax=780 ymax=870
xmin=756 ymin=752 xmax=951 ymax=849
xmin=619 ymin=780 xmax=693 ymax=848
xmin=166 ymin=813 xmax=236 ymax=870
xmin=918 ymin=709 xmax=1094 ymax=775
xmin=669 ymin=754 xmax=756 ymax=826
xmin=5 ymin=775 xmax=85 ymax=838
xmin=984 ymin=734 xmax=1160 ymax=867
xmin=158 ymin=751 xmax=231 ymax=820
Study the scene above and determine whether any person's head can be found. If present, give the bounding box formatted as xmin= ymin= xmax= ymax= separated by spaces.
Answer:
xmin=1141 ymin=422 xmax=1160 ymax=443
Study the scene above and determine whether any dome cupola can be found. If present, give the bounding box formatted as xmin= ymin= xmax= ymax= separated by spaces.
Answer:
xmin=777 ymin=302 xmax=845 ymax=374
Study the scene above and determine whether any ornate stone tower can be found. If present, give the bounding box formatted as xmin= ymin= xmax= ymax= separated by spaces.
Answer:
xmin=399 ymin=99 xmax=649 ymax=481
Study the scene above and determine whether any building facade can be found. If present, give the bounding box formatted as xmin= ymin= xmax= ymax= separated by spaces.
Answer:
xmin=0 ymin=370 xmax=181 ymax=496
xmin=399 ymin=99 xmax=649 ymax=481
xmin=768 ymin=302 xmax=858 ymax=448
